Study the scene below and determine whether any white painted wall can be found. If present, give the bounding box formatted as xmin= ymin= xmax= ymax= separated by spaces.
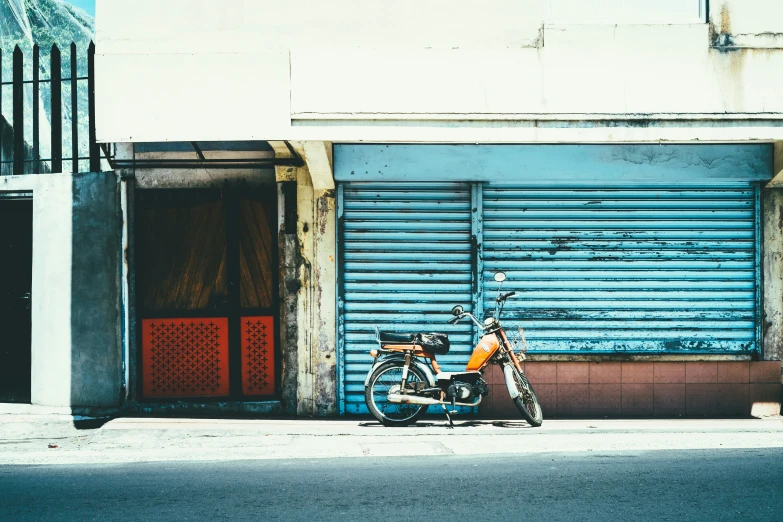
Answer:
xmin=548 ymin=0 xmax=706 ymax=24
xmin=710 ymin=0 xmax=783 ymax=48
xmin=1 ymin=175 xmax=72 ymax=407
xmin=95 ymin=0 xmax=783 ymax=143
xmin=0 ymin=173 xmax=122 ymax=409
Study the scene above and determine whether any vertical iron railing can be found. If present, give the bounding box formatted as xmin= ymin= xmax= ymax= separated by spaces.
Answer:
xmin=0 ymin=41 xmax=101 ymax=175
xmin=51 ymin=44 xmax=62 ymax=174
xmin=32 ymin=44 xmax=39 ymax=174
xmin=88 ymin=42 xmax=99 ymax=173
xmin=70 ymin=42 xmax=78 ymax=174
xmin=12 ymin=46 xmax=23 ymax=175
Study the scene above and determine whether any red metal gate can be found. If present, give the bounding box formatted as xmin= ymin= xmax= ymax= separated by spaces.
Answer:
xmin=138 ymin=189 xmax=277 ymax=400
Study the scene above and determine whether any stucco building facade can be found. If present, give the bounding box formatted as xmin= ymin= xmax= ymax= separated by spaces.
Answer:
xmin=4 ymin=0 xmax=783 ymax=418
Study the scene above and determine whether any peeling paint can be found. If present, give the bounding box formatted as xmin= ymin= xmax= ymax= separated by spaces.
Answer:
xmin=763 ymin=190 xmax=783 ymax=364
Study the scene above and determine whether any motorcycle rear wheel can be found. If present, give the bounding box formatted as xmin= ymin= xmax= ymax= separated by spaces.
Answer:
xmin=511 ymin=367 xmax=543 ymax=427
xmin=365 ymin=361 xmax=430 ymax=427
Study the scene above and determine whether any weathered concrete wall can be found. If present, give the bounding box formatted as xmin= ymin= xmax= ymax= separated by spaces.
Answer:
xmin=279 ymin=228 xmax=299 ymax=415
xmin=295 ymin=167 xmax=315 ymax=415
xmin=710 ymin=0 xmax=783 ymax=48
xmin=310 ymin=187 xmax=336 ymax=415
xmin=293 ymin=171 xmax=337 ymax=415
xmin=274 ymin=143 xmax=337 ymax=417
xmin=96 ymin=0 xmax=783 ymax=144
xmin=70 ymin=172 xmax=122 ymax=407
xmin=763 ymin=144 xmax=783 ymax=379
xmin=0 ymin=172 xmax=122 ymax=408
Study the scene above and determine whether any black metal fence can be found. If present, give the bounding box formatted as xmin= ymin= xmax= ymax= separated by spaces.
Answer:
xmin=0 ymin=42 xmax=101 ymax=175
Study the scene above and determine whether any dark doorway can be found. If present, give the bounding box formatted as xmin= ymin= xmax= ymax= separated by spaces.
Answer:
xmin=0 ymin=198 xmax=33 ymax=403
xmin=136 ymin=188 xmax=278 ymax=401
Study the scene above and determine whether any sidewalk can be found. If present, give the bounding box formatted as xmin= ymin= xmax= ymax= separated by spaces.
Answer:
xmin=1 ymin=415 xmax=782 ymax=465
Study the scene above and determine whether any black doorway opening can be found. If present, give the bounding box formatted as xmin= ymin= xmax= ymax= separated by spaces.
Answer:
xmin=0 ymin=198 xmax=33 ymax=403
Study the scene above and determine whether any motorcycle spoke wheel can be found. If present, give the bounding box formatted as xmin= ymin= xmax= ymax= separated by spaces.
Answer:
xmin=511 ymin=367 xmax=543 ymax=427
xmin=365 ymin=362 xmax=429 ymax=427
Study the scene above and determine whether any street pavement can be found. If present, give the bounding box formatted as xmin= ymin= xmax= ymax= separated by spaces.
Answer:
xmin=0 ymin=416 xmax=782 ymax=465
xmin=1 ymin=449 xmax=782 ymax=521
xmin=1 ymin=416 xmax=783 ymax=520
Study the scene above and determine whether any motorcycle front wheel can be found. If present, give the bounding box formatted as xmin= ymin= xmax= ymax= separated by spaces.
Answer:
xmin=365 ymin=360 xmax=430 ymax=427
xmin=511 ymin=367 xmax=543 ymax=427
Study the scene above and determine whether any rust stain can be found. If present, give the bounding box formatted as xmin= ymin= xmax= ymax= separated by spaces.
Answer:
xmin=720 ymin=4 xmax=732 ymax=36
xmin=316 ymin=195 xmax=331 ymax=235
xmin=711 ymin=4 xmax=734 ymax=50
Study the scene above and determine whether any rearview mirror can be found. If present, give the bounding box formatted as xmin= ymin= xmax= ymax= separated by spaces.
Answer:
xmin=494 ymin=272 xmax=506 ymax=283
xmin=451 ymin=305 xmax=464 ymax=316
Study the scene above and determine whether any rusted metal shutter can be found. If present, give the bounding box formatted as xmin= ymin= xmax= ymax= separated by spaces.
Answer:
xmin=338 ymin=183 xmax=474 ymax=414
xmin=482 ymin=183 xmax=761 ymax=353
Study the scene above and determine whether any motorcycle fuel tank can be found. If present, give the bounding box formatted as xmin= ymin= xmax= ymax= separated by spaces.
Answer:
xmin=466 ymin=333 xmax=500 ymax=371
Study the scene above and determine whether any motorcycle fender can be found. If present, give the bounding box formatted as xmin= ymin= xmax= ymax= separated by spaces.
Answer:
xmin=364 ymin=355 xmax=437 ymax=388
xmin=503 ymin=364 xmax=519 ymax=399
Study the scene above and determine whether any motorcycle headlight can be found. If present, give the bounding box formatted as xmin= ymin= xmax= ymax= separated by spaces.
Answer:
xmin=484 ymin=317 xmax=495 ymax=326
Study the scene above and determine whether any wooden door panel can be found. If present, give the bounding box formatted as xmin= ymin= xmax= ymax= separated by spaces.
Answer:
xmin=139 ymin=198 xmax=227 ymax=312
xmin=239 ymin=197 xmax=275 ymax=310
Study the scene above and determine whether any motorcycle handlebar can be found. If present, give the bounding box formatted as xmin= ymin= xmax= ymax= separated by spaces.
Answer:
xmin=498 ymin=291 xmax=516 ymax=302
xmin=447 ymin=312 xmax=486 ymax=329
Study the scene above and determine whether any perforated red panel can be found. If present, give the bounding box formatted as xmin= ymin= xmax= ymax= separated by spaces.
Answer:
xmin=142 ymin=318 xmax=230 ymax=398
xmin=241 ymin=316 xmax=275 ymax=396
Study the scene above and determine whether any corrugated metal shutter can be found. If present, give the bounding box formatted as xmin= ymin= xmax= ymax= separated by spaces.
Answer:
xmin=339 ymin=183 xmax=474 ymax=414
xmin=482 ymin=183 xmax=760 ymax=353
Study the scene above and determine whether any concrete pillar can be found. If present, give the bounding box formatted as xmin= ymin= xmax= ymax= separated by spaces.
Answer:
xmin=310 ymin=184 xmax=337 ymax=415
xmin=762 ymin=143 xmax=783 ymax=378
xmin=276 ymin=154 xmax=300 ymax=415
xmin=28 ymin=175 xmax=74 ymax=407
xmin=296 ymin=166 xmax=316 ymax=415
xmin=274 ymin=142 xmax=337 ymax=416
xmin=69 ymin=171 xmax=122 ymax=407
xmin=116 ymin=143 xmax=135 ymax=405
xmin=3 ymin=170 xmax=123 ymax=409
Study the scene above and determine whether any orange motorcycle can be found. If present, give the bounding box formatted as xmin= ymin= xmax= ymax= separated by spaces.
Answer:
xmin=364 ymin=272 xmax=543 ymax=428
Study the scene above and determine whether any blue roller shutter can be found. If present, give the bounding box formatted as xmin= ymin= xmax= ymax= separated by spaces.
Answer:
xmin=482 ymin=183 xmax=760 ymax=353
xmin=339 ymin=183 xmax=474 ymax=414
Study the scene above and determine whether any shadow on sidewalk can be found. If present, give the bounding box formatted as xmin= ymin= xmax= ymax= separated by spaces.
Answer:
xmin=72 ymin=417 xmax=114 ymax=430
xmin=357 ymin=419 xmax=538 ymax=429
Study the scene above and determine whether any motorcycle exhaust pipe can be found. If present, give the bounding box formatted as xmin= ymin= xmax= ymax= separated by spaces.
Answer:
xmin=387 ymin=393 xmax=482 ymax=408
xmin=387 ymin=393 xmax=441 ymax=406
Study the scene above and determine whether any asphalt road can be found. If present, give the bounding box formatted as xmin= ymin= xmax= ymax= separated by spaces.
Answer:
xmin=2 ymin=448 xmax=782 ymax=521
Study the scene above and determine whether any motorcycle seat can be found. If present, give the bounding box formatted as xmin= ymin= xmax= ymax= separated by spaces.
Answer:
xmin=378 ymin=331 xmax=451 ymax=355
xmin=417 ymin=332 xmax=450 ymax=355
xmin=379 ymin=332 xmax=416 ymax=344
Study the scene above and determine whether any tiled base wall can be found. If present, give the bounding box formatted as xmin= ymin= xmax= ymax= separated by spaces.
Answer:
xmin=480 ymin=361 xmax=782 ymax=419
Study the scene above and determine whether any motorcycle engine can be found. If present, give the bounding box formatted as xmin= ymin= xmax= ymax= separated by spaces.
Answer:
xmin=446 ymin=378 xmax=489 ymax=403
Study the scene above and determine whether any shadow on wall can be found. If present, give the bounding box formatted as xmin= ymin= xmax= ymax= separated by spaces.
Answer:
xmin=70 ymin=171 xmax=123 ymax=411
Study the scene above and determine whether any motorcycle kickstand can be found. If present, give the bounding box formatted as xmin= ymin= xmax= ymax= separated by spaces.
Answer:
xmin=441 ymin=404 xmax=455 ymax=429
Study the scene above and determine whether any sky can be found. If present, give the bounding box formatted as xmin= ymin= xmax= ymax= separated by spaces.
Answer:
xmin=67 ymin=0 xmax=95 ymax=17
